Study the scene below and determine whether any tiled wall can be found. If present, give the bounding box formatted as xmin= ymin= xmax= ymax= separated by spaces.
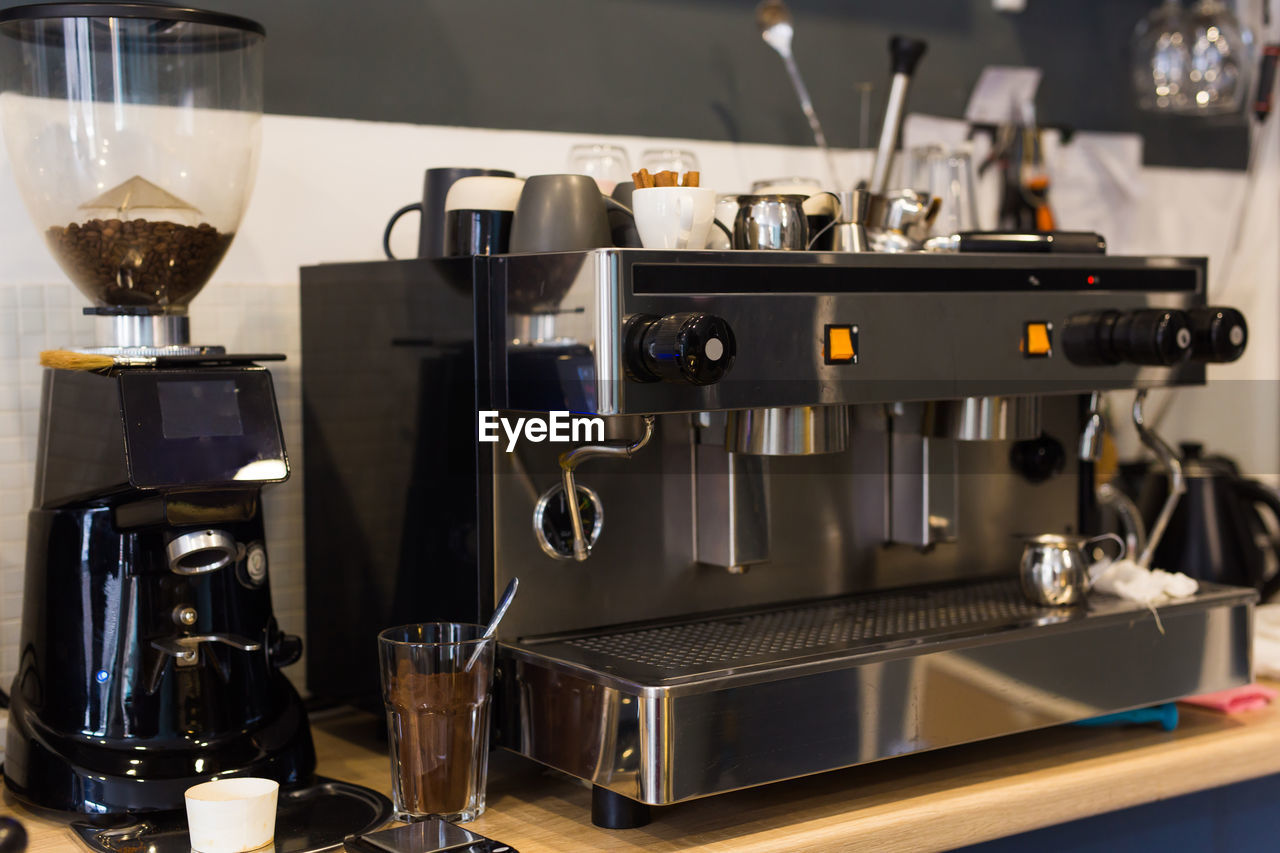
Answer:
xmin=0 ymin=112 xmax=1271 ymax=712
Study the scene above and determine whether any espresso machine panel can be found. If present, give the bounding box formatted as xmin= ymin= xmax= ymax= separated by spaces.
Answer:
xmin=491 ymin=250 xmax=1207 ymax=416
xmin=301 ymin=251 xmax=1251 ymax=827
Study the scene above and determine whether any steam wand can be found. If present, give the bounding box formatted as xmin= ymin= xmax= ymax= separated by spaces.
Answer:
xmin=1132 ymin=390 xmax=1185 ymax=569
xmin=558 ymin=416 xmax=656 ymax=562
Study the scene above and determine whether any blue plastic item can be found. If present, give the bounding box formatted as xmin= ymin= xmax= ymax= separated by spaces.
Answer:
xmin=1071 ymin=703 xmax=1179 ymax=732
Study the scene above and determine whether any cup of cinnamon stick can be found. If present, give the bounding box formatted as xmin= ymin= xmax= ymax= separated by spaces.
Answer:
xmin=630 ymin=169 xmax=717 ymax=250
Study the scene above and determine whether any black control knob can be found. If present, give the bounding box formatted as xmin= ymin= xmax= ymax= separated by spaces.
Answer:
xmin=1062 ymin=309 xmax=1192 ymax=366
xmin=625 ymin=313 xmax=736 ymax=385
xmin=1062 ymin=310 xmax=1122 ymax=366
xmin=1188 ymin=306 xmax=1247 ymax=363
xmin=269 ymin=632 xmax=303 ymax=668
xmin=1112 ymin=309 xmax=1193 ymax=365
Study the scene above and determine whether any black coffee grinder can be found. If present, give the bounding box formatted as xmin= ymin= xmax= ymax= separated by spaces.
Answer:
xmin=0 ymin=4 xmax=314 ymax=813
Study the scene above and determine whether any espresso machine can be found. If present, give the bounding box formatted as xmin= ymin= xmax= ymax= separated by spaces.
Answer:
xmin=1 ymin=4 xmax=313 ymax=813
xmin=302 ymin=247 xmax=1253 ymax=827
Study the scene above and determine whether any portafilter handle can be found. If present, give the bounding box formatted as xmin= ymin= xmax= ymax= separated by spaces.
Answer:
xmin=1132 ymin=389 xmax=1186 ymax=569
xmin=558 ymin=416 xmax=655 ymax=561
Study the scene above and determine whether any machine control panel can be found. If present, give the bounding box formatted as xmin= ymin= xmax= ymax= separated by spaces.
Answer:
xmin=624 ymin=312 xmax=736 ymax=385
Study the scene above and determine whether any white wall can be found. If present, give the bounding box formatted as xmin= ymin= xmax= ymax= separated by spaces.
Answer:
xmin=0 ymin=112 xmax=1272 ymax=699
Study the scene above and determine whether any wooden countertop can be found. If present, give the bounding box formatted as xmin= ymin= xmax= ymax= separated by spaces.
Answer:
xmin=7 ymin=686 xmax=1280 ymax=852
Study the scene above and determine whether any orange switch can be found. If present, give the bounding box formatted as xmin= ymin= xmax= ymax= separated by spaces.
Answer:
xmin=825 ymin=325 xmax=857 ymax=364
xmin=1023 ymin=322 xmax=1052 ymax=357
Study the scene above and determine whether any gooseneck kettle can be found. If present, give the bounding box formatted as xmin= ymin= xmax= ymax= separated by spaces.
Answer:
xmin=1137 ymin=443 xmax=1280 ymax=600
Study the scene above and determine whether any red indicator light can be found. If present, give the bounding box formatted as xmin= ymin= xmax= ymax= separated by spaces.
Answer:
xmin=1087 ymin=275 xmax=1097 ymax=285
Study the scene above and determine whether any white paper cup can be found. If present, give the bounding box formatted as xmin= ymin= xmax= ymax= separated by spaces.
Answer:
xmin=632 ymin=186 xmax=717 ymax=250
xmin=185 ymin=777 xmax=279 ymax=853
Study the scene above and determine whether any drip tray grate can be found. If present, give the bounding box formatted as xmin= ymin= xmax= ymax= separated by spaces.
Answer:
xmin=556 ymin=579 xmax=1047 ymax=676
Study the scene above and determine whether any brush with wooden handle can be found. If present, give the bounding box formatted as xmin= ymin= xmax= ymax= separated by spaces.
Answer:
xmin=40 ymin=350 xmax=286 ymax=372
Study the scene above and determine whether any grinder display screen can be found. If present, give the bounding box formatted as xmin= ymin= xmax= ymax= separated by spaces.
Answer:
xmin=120 ymin=368 xmax=287 ymax=488
xmin=157 ymin=380 xmax=244 ymax=439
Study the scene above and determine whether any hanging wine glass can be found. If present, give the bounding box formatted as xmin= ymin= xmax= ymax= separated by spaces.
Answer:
xmin=1132 ymin=0 xmax=1193 ymax=112
xmin=1181 ymin=0 xmax=1254 ymax=114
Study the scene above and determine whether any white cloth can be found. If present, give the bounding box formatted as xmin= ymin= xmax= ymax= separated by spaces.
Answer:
xmin=1090 ymin=558 xmax=1199 ymax=606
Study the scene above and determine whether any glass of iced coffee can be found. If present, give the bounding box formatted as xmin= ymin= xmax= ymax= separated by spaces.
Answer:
xmin=377 ymin=623 xmax=496 ymax=823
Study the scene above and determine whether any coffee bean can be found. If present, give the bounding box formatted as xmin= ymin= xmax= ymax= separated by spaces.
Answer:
xmin=46 ymin=218 xmax=233 ymax=308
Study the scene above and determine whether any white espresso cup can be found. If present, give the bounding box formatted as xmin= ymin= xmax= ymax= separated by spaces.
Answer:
xmin=185 ymin=777 xmax=279 ymax=853
xmin=631 ymin=186 xmax=717 ymax=250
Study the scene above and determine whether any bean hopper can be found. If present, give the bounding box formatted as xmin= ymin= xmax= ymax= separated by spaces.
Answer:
xmin=0 ymin=4 xmax=314 ymax=813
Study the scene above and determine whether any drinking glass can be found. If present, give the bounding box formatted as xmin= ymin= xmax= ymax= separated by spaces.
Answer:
xmin=904 ymin=146 xmax=979 ymax=235
xmin=903 ymin=144 xmax=945 ymax=195
xmin=378 ymin=623 xmax=495 ymax=823
xmin=566 ymin=143 xmax=631 ymax=193
xmin=639 ymin=148 xmax=700 ymax=175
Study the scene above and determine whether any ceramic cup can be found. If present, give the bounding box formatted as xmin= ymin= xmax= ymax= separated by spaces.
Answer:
xmin=631 ymin=186 xmax=718 ymax=250
xmin=443 ymin=176 xmax=525 ymax=256
xmin=185 ymin=777 xmax=279 ymax=853
xmin=509 ymin=174 xmax=627 ymax=253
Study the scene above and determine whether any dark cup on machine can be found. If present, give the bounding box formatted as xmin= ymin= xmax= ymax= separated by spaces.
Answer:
xmin=442 ymin=176 xmax=525 ymax=256
xmin=509 ymin=174 xmax=630 ymax=254
xmin=383 ymin=166 xmax=517 ymax=260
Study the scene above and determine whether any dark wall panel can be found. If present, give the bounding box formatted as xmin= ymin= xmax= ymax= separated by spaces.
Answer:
xmin=203 ymin=0 xmax=1249 ymax=169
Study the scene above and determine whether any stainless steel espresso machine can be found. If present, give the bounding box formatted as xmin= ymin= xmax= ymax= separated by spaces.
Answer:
xmin=1 ymin=4 xmax=313 ymax=813
xmin=301 ymin=248 xmax=1253 ymax=827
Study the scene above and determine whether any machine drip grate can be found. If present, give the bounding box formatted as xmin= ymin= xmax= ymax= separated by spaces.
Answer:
xmin=562 ymin=579 xmax=1044 ymax=673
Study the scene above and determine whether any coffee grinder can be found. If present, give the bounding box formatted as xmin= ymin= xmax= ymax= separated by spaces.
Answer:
xmin=0 ymin=4 xmax=314 ymax=813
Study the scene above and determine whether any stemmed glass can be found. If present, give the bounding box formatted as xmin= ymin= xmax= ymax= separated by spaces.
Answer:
xmin=639 ymin=148 xmax=700 ymax=176
xmin=566 ymin=144 xmax=631 ymax=193
xmin=1182 ymin=0 xmax=1254 ymax=113
xmin=1132 ymin=0 xmax=1253 ymax=114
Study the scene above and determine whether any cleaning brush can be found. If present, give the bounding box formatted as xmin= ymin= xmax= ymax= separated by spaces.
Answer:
xmin=40 ymin=350 xmax=285 ymax=372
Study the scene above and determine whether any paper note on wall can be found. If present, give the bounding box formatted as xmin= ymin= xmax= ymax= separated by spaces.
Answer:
xmin=965 ymin=67 xmax=1043 ymax=124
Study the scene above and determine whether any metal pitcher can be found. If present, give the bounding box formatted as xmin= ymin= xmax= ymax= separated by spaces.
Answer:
xmin=1019 ymin=533 xmax=1124 ymax=606
xmin=732 ymin=194 xmax=809 ymax=250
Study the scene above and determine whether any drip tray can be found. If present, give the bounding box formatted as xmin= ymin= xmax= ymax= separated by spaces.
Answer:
xmin=499 ymin=579 xmax=1255 ymax=805
xmin=72 ymin=778 xmax=392 ymax=853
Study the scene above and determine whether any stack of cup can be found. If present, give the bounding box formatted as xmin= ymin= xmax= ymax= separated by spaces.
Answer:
xmin=443 ymin=176 xmax=525 ymax=256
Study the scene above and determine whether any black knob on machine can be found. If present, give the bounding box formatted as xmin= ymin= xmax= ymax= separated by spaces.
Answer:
xmin=1188 ymin=306 xmax=1247 ymax=363
xmin=269 ymin=632 xmax=303 ymax=668
xmin=1062 ymin=310 xmax=1122 ymax=366
xmin=625 ymin=312 xmax=736 ymax=385
xmin=1112 ymin=308 xmax=1193 ymax=365
xmin=1062 ymin=309 xmax=1192 ymax=366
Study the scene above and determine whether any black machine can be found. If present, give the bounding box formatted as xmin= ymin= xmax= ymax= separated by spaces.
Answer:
xmin=6 ymin=362 xmax=314 ymax=813
xmin=0 ymin=3 xmax=314 ymax=813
